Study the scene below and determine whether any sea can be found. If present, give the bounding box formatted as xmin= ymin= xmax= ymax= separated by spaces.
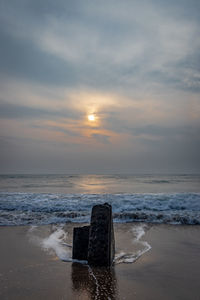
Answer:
xmin=0 ymin=174 xmax=200 ymax=226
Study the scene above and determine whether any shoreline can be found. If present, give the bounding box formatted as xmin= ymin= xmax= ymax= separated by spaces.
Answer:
xmin=0 ymin=223 xmax=200 ymax=299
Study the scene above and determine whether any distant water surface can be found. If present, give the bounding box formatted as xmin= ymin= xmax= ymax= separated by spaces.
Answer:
xmin=0 ymin=174 xmax=199 ymax=194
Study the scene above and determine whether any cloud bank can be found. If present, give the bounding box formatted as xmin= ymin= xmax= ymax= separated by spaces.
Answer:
xmin=0 ymin=0 xmax=200 ymax=173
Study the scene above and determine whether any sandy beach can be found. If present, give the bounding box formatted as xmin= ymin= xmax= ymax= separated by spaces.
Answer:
xmin=0 ymin=223 xmax=200 ymax=300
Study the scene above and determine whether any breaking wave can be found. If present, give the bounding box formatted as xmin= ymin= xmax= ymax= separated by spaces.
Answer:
xmin=1 ymin=192 xmax=200 ymax=226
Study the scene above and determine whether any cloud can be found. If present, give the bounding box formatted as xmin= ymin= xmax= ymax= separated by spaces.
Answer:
xmin=92 ymin=133 xmax=110 ymax=144
xmin=0 ymin=0 xmax=200 ymax=173
xmin=0 ymin=29 xmax=78 ymax=86
xmin=0 ymin=100 xmax=81 ymax=120
xmin=1 ymin=0 xmax=199 ymax=93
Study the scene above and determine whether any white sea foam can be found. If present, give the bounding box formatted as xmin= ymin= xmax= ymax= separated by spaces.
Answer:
xmin=28 ymin=226 xmax=73 ymax=262
xmin=1 ymin=192 xmax=200 ymax=226
xmin=28 ymin=224 xmax=151 ymax=266
xmin=41 ymin=227 xmax=72 ymax=261
xmin=29 ymin=226 xmax=88 ymax=264
xmin=114 ymin=225 xmax=151 ymax=264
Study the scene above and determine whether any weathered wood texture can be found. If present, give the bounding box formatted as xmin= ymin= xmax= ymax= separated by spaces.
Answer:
xmin=87 ymin=203 xmax=115 ymax=266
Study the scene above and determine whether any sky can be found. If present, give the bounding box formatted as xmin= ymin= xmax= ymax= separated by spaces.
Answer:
xmin=0 ymin=0 xmax=200 ymax=174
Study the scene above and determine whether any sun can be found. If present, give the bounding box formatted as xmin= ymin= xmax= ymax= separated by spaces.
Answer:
xmin=88 ymin=114 xmax=95 ymax=121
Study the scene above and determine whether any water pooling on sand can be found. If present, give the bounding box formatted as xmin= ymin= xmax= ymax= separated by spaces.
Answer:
xmin=28 ymin=224 xmax=151 ymax=265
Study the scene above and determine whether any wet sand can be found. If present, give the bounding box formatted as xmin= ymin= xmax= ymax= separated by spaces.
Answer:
xmin=0 ymin=224 xmax=200 ymax=300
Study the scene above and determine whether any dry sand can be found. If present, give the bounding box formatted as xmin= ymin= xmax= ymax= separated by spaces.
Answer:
xmin=0 ymin=223 xmax=200 ymax=300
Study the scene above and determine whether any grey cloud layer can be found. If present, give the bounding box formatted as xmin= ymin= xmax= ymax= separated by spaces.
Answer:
xmin=0 ymin=0 xmax=200 ymax=173
xmin=0 ymin=29 xmax=78 ymax=85
xmin=1 ymin=0 xmax=200 ymax=92
xmin=0 ymin=100 xmax=81 ymax=120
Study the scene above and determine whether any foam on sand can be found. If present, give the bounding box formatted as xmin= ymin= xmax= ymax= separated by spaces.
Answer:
xmin=114 ymin=224 xmax=151 ymax=264
xmin=28 ymin=225 xmax=72 ymax=262
xmin=28 ymin=224 xmax=151 ymax=265
xmin=41 ymin=227 xmax=71 ymax=261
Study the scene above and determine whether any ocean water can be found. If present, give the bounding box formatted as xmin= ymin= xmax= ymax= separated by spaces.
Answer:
xmin=0 ymin=174 xmax=200 ymax=226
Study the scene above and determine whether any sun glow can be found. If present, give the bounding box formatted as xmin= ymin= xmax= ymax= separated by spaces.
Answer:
xmin=88 ymin=114 xmax=95 ymax=121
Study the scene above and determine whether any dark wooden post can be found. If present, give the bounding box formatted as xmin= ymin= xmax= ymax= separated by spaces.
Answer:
xmin=72 ymin=225 xmax=90 ymax=261
xmin=72 ymin=203 xmax=115 ymax=266
xmin=87 ymin=203 xmax=115 ymax=266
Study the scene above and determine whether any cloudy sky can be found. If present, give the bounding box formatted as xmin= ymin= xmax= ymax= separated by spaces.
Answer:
xmin=0 ymin=0 xmax=200 ymax=174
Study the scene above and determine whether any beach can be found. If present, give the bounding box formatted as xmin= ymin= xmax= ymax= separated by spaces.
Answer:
xmin=1 ymin=223 xmax=200 ymax=300
xmin=1 ymin=174 xmax=200 ymax=299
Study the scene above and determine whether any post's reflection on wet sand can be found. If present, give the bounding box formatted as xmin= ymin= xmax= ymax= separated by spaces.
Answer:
xmin=71 ymin=262 xmax=118 ymax=300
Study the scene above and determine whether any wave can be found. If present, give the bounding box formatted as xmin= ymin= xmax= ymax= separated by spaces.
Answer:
xmin=0 ymin=192 xmax=200 ymax=226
